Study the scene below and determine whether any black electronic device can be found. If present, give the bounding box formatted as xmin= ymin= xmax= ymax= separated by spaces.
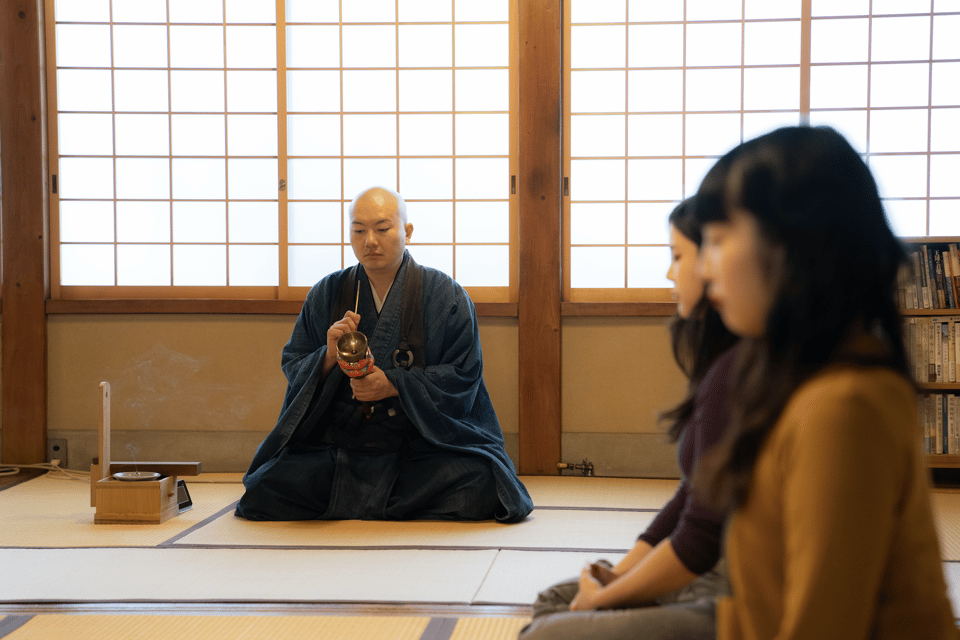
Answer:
xmin=177 ymin=479 xmax=193 ymax=511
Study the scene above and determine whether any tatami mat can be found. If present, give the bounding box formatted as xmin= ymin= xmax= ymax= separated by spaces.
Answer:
xmin=945 ymin=562 xmax=960 ymax=618
xmin=449 ymin=617 xmax=531 ymax=640
xmin=522 ymin=476 xmax=677 ymax=510
xmin=3 ymin=472 xmax=959 ymax=618
xmin=0 ymin=614 xmax=531 ymax=640
xmin=0 ymin=474 xmax=243 ymax=548
xmin=1 ymin=615 xmax=432 ymax=640
xmin=174 ymin=508 xmax=653 ymax=553
xmin=932 ymin=491 xmax=960 ymax=562
xmin=0 ymin=547 xmax=498 ymax=604
xmin=473 ymin=550 xmax=626 ymax=605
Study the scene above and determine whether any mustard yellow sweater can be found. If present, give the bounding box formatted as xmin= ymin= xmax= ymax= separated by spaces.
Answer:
xmin=718 ymin=364 xmax=959 ymax=640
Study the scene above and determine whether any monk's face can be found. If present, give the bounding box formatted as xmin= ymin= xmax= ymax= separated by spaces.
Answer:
xmin=349 ymin=191 xmax=414 ymax=281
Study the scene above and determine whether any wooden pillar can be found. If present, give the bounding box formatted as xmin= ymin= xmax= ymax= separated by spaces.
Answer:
xmin=0 ymin=0 xmax=49 ymax=464
xmin=517 ymin=0 xmax=562 ymax=474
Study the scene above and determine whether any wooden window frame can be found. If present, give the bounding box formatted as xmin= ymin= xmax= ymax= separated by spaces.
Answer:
xmin=45 ymin=0 xmax=518 ymax=309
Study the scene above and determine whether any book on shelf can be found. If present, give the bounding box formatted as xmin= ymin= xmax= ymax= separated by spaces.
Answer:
xmin=932 ymin=317 xmax=943 ymax=382
xmin=949 ymin=245 xmax=960 ymax=306
xmin=910 ymin=250 xmax=927 ymax=309
xmin=943 ymin=251 xmax=956 ymax=309
xmin=903 ymin=316 xmax=960 ymax=384
xmin=949 ymin=394 xmax=956 ymax=455
xmin=934 ymin=249 xmax=948 ymax=309
xmin=900 ymin=242 xmax=960 ymax=310
xmin=920 ymin=393 xmax=960 ymax=455
xmin=936 ymin=394 xmax=943 ymax=455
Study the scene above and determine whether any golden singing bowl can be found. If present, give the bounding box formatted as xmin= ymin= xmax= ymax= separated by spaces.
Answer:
xmin=336 ymin=330 xmax=368 ymax=362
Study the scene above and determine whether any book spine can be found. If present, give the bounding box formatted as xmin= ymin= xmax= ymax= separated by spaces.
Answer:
xmin=954 ymin=395 xmax=960 ymax=455
xmin=955 ymin=321 xmax=960 ymax=388
xmin=934 ymin=249 xmax=947 ymax=309
xmin=942 ymin=321 xmax=950 ymax=384
xmin=908 ymin=318 xmax=918 ymax=382
xmin=944 ymin=394 xmax=950 ymax=454
xmin=910 ymin=251 xmax=923 ymax=309
xmin=920 ymin=246 xmax=932 ymax=309
xmin=951 ymin=395 xmax=959 ymax=455
xmin=916 ymin=317 xmax=924 ymax=383
xmin=898 ymin=262 xmax=909 ymax=308
xmin=950 ymin=318 xmax=957 ymax=383
xmin=934 ymin=319 xmax=942 ymax=382
xmin=949 ymin=242 xmax=960 ymax=308
xmin=943 ymin=251 xmax=957 ymax=308
xmin=924 ymin=319 xmax=934 ymax=382
xmin=936 ymin=394 xmax=944 ymax=455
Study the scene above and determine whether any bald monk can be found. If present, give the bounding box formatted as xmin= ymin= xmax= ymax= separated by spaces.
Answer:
xmin=236 ymin=186 xmax=533 ymax=522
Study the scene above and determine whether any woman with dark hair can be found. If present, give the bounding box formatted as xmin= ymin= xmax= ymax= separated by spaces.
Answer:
xmin=693 ymin=125 xmax=958 ymax=639
xmin=518 ymin=197 xmax=738 ymax=640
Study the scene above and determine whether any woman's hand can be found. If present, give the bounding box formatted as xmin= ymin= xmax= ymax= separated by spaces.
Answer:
xmin=590 ymin=562 xmax=619 ymax=587
xmin=569 ymin=563 xmax=606 ymax=611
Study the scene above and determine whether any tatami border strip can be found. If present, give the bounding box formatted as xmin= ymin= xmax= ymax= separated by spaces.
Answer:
xmin=420 ymin=617 xmax=458 ymax=640
xmin=0 ymin=471 xmax=46 ymax=493
xmin=159 ymin=501 xmax=240 ymax=546
xmin=0 ymin=544 xmax=633 ymax=554
xmin=169 ymin=544 xmax=634 ymax=554
xmin=0 ymin=615 xmax=33 ymax=638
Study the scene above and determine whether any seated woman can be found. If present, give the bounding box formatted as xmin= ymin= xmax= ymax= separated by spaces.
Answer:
xmin=693 ymin=125 xmax=958 ymax=639
xmin=519 ymin=197 xmax=738 ymax=640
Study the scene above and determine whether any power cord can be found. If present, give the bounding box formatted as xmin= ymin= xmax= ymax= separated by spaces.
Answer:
xmin=0 ymin=460 xmax=90 ymax=481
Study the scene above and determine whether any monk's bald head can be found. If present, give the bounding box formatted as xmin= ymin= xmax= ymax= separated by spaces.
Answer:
xmin=348 ymin=186 xmax=408 ymax=227
xmin=348 ymin=186 xmax=414 ymax=282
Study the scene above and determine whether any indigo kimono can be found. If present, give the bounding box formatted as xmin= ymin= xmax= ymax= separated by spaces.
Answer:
xmin=238 ymin=251 xmax=533 ymax=523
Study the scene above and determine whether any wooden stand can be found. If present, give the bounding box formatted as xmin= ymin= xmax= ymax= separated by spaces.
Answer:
xmin=90 ymin=382 xmax=201 ymax=524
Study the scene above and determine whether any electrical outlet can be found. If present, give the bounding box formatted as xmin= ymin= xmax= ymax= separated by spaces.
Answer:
xmin=47 ymin=438 xmax=68 ymax=467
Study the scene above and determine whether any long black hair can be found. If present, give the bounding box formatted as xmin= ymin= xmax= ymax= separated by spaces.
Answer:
xmin=661 ymin=198 xmax=738 ymax=442
xmin=691 ymin=126 xmax=910 ymax=510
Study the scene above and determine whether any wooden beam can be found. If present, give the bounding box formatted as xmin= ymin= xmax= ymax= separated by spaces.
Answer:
xmin=0 ymin=0 xmax=49 ymax=464
xmin=517 ymin=0 xmax=562 ymax=474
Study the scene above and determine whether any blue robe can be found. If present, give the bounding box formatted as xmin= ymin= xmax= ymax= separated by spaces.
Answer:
xmin=238 ymin=251 xmax=533 ymax=523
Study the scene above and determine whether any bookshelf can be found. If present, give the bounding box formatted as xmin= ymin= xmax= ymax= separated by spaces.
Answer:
xmin=900 ymin=237 xmax=960 ymax=470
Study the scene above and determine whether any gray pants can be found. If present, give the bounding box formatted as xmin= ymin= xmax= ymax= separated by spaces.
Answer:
xmin=518 ymin=559 xmax=729 ymax=640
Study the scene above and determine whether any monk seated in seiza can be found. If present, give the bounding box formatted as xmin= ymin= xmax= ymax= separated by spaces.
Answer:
xmin=235 ymin=186 xmax=533 ymax=523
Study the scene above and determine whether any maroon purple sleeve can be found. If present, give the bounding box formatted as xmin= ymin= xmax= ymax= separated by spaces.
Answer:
xmin=637 ymin=345 xmax=737 ymax=574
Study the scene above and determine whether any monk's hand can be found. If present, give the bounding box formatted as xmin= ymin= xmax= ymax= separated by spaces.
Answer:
xmin=325 ymin=310 xmax=360 ymax=370
xmin=350 ymin=364 xmax=399 ymax=402
xmin=569 ymin=563 xmax=604 ymax=611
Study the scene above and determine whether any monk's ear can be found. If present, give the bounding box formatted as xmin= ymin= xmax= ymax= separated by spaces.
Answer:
xmin=405 ymin=223 xmax=414 ymax=242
